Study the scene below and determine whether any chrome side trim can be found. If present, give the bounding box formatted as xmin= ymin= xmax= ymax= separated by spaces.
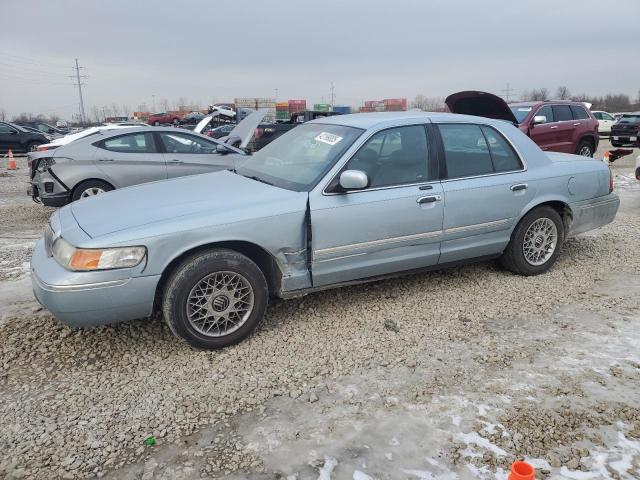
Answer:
xmin=314 ymin=230 xmax=443 ymax=257
xmin=444 ymin=218 xmax=512 ymax=235
xmin=313 ymin=252 xmax=368 ymax=264
xmin=31 ymin=269 xmax=130 ymax=292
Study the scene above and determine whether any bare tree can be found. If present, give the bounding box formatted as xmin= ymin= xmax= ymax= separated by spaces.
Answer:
xmin=91 ymin=106 xmax=102 ymax=123
xmin=111 ymin=103 xmax=120 ymax=117
xmin=556 ymin=86 xmax=571 ymax=100
xmin=411 ymin=95 xmax=445 ymax=111
xmin=0 ymin=108 xmax=5 ymax=121
xmin=159 ymin=98 xmax=170 ymax=112
xmin=177 ymin=97 xmax=188 ymax=111
xmin=121 ymin=104 xmax=131 ymax=119
xmin=523 ymin=88 xmax=549 ymax=101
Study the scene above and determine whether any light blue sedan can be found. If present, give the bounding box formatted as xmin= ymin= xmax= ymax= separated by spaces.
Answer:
xmin=31 ymin=112 xmax=619 ymax=349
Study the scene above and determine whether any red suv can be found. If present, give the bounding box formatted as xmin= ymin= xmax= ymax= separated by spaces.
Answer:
xmin=446 ymin=91 xmax=599 ymax=157
xmin=147 ymin=112 xmax=181 ymax=126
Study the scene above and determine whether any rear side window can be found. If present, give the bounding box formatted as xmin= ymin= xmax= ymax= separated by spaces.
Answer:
xmin=480 ymin=126 xmax=523 ymax=172
xmin=439 ymin=124 xmax=493 ymax=178
xmin=535 ymin=105 xmax=554 ymax=123
xmin=570 ymin=105 xmax=590 ymax=120
xmin=553 ymin=105 xmax=573 ymax=122
xmin=101 ymin=133 xmax=157 ymax=153
xmin=0 ymin=123 xmax=17 ymax=134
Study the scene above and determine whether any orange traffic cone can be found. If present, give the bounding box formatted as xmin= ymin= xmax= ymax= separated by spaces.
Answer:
xmin=603 ymin=150 xmax=611 ymax=165
xmin=509 ymin=461 xmax=535 ymax=480
xmin=7 ymin=149 xmax=16 ymax=170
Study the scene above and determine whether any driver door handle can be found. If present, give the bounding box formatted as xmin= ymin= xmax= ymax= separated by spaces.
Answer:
xmin=417 ymin=195 xmax=442 ymax=204
xmin=511 ymin=183 xmax=528 ymax=191
xmin=549 ymin=126 xmax=558 ymax=129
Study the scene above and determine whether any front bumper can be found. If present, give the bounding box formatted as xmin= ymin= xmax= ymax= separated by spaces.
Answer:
xmin=568 ymin=193 xmax=620 ymax=237
xmin=30 ymin=238 xmax=160 ymax=328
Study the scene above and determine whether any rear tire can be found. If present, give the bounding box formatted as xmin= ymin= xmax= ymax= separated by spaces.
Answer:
xmin=72 ymin=179 xmax=114 ymax=201
xmin=575 ymin=139 xmax=594 ymax=157
xmin=162 ymin=249 xmax=268 ymax=350
xmin=500 ymin=206 xmax=564 ymax=276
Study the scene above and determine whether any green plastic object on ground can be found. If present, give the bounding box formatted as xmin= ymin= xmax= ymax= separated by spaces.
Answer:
xmin=144 ymin=436 xmax=156 ymax=446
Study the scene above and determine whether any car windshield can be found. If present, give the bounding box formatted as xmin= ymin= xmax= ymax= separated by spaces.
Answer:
xmin=619 ymin=114 xmax=640 ymax=123
xmin=509 ymin=106 xmax=533 ymax=123
xmin=235 ymin=123 xmax=363 ymax=191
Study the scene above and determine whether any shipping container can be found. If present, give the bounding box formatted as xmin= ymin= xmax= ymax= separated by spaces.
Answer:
xmin=288 ymin=99 xmax=307 ymax=114
xmin=314 ymin=103 xmax=331 ymax=112
xmin=332 ymin=105 xmax=352 ymax=114
xmin=276 ymin=110 xmax=290 ymax=120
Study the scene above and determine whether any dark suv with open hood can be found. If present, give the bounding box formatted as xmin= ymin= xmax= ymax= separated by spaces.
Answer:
xmin=446 ymin=91 xmax=599 ymax=157
xmin=610 ymin=113 xmax=640 ymax=148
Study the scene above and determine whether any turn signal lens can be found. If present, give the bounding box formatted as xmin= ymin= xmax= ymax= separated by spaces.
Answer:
xmin=51 ymin=237 xmax=146 ymax=271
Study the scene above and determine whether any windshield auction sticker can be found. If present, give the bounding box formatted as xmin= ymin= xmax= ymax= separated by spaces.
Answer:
xmin=315 ymin=132 xmax=343 ymax=146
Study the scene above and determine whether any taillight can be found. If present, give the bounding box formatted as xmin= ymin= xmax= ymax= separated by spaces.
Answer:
xmin=609 ymin=168 xmax=614 ymax=193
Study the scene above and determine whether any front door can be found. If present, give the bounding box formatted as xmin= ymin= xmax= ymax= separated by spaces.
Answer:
xmin=435 ymin=123 xmax=534 ymax=263
xmin=157 ymin=131 xmax=235 ymax=178
xmin=0 ymin=123 xmax=21 ymax=151
xmin=94 ymin=131 xmax=167 ymax=187
xmin=309 ymin=124 xmax=444 ymax=287
xmin=528 ymin=105 xmax=558 ymax=151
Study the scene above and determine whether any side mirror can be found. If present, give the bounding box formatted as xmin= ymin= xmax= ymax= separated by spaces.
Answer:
xmin=532 ymin=115 xmax=547 ymax=125
xmin=339 ymin=170 xmax=369 ymax=190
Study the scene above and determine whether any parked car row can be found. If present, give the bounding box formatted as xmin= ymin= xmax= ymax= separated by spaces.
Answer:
xmin=30 ymin=110 xmax=619 ymax=349
xmin=0 ymin=122 xmax=51 ymax=153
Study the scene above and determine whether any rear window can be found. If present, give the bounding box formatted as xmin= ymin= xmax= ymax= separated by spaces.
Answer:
xmin=481 ymin=126 xmax=523 ymax=172
xmin=100 ymin=133 xmax=157 ymax=153
xmin=553 ymin=105 xmax=573 ymax=122
xmin=619 ymin=115 xmax=640 ymax=123
xmin=439 ymin=124 xmax=494 ymax=178
xmin=570 ymin=105 xmax=590 ymax=120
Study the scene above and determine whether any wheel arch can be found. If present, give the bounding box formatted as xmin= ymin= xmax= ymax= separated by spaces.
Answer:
xmin=153 ymin=240 xmax=284 ymax=311
xmin=71 ymin=178 xmax=116 ymax=197
xmin=516 ymin=198 xmax=573 ymax=234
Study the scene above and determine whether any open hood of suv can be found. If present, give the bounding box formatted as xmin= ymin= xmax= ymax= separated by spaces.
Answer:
xmin=445 ymin=91 xmax=518 ymax=124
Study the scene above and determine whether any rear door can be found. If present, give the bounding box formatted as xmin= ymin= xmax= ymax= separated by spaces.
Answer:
xmin=436 ymin=123 xmax=534 ymax=263
xmin=94 ymin=131 xmax=167 ymax=187
xmin=551 ymin=105 xmax=575 ymax=153
xmin=157 ymin=131 xmax=236 ymax=178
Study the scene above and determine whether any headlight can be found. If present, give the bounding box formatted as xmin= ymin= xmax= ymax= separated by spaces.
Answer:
xmin=52 ymin=237 xmax=146 ymax=271
xmin=36 ymin=157 xmax=56 ymax=172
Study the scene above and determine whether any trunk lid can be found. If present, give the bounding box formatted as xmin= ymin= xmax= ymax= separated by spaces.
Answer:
xmin=445 ymin=91 xmax=518 ymax=124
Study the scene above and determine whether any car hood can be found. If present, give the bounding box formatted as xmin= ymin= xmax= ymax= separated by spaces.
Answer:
xmin=195 ymin=109 xmax=267 ymax=149
xmin=445 ymin=91 xmax=518 ymax=124
xmin=70 ymin=170 xmax=307 ymax=238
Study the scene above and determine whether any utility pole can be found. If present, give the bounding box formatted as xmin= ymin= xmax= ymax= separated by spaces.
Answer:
xmin=330 ymin=81 xmax=335 ymax=108
xmin=500 ymin=83 xmax=516 ymax=102
xmin=274 ymin=88 xmax=278 ymax=100
xmin=70 ymin=59 xmax=87 ymax=126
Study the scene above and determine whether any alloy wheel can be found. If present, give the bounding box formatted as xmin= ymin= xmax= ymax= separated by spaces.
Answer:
xmin=80 ymin=187 xmax=105 ymax=198
xmin=186 ymin=271 xmax=254 ymax=337
xmin=522 ymin=218 xmax=557 ymax=266
xmin=579 ymin=145 xmax=592 ymax=157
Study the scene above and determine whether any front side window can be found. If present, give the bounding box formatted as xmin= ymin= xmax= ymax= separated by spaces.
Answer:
xmin=602 ymin=113 xmax=615 ymax=121
xmin=160 ymin=132 xmax=218 ymax=154
xmin=101 ymin=133 xmax=157 ymax=153
xmin=342 ymin=125 xmax=429 ymax=188
xmin=570 ymin=105 xmax=589 ymax=120
xmin=509 ymin=106 xmax=533 ymax=123
xmin=553 ymin=105 xmax=573 ymax=122
xmin=535 ymin=105 xmax=554 ymax=123
xmin=235 ymin=123 xmax=362 ymax=191
xmin=439 ymin=124 xmax=493 ymax=179
xmin=593 ymin=112 xmax=603 ymax=120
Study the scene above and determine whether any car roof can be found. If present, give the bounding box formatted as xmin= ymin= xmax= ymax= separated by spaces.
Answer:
xmin=307 ymin=111 xmax=513 ymax=130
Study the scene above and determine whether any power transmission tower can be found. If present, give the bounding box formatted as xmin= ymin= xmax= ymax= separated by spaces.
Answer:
xmin=500 ymin=83 xmax=516 ymax=102
xmin=70 ymin=59 xmax=87 ymax=125
xmin=330 ymin=81 xmax=335 ymax=108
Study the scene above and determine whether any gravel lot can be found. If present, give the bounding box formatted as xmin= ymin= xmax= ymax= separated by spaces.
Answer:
xmin=0 ymin=143 xmax=639 ymax=479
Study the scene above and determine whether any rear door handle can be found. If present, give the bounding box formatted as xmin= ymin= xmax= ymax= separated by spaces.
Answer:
xmin=573 ymin=122 xmax=581 ymax=126
xmin=510 ymin=183 xmax=528 ymax=191
xmin=168 ymin=159 xmax=184 ymax=164
xmin=417 ymin=195 xmax=442 ymax=204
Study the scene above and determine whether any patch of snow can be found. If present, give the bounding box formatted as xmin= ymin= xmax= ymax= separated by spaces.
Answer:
xmin=317 ymin=456 xmax=338 ymax=480
xmin=353 ymin=470 xmax=373 ymax=480
xmin=389 ymin=437 xmax=400 ymax=446
xmin=456 ymin=432 xmax=507 ymax=457
xmin=451 ymin=415 xmax=461 ymax=427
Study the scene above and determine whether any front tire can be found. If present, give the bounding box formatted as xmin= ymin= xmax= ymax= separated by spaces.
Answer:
xmin=500 ymin=206 xmax=564 ymax=276
xmin=72 ymin=179 xmax=114 ymax=201
xmin=162 ymin=249 xmax=268 ymax=349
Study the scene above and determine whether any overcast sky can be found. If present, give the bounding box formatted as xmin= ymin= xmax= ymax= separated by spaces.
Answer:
xmin=1 ymin=0 xmax=639 ymax=120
